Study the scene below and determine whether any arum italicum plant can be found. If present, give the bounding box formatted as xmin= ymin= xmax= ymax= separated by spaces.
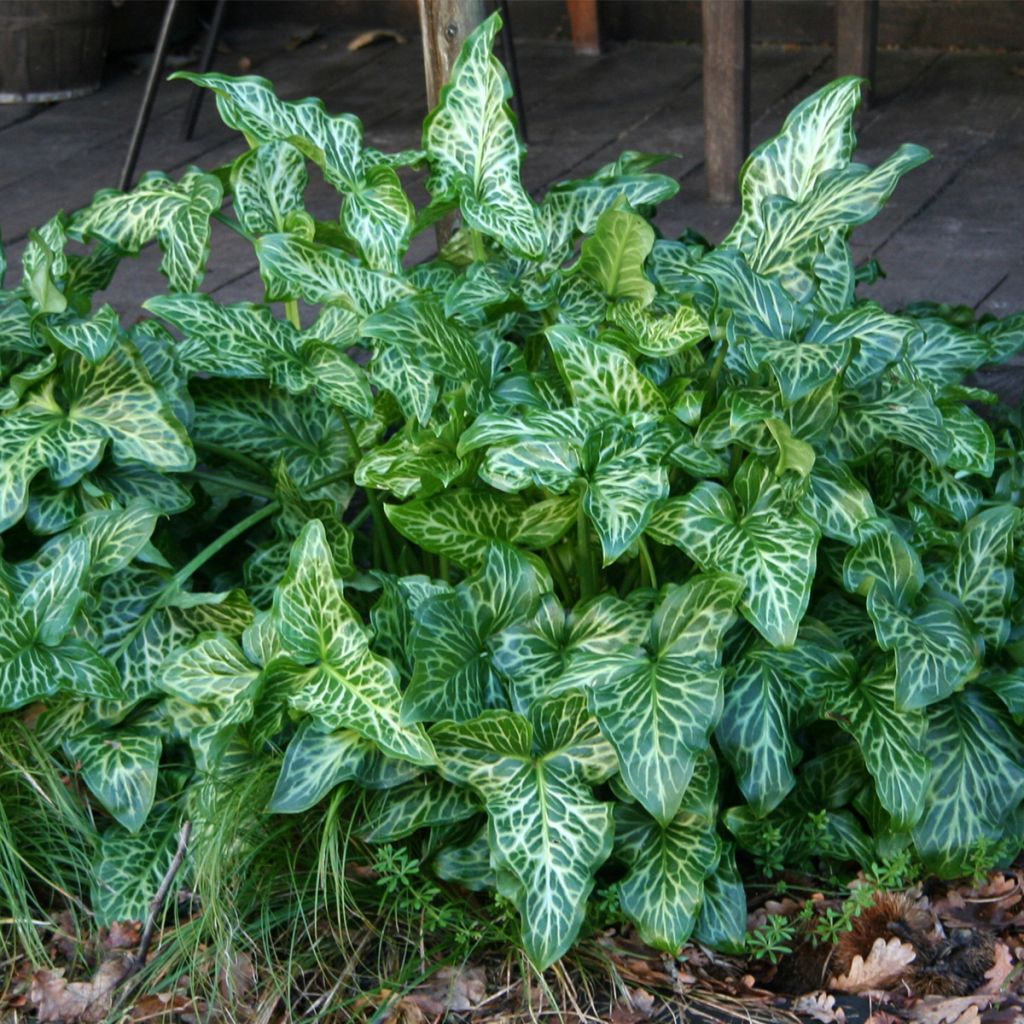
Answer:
xmin=3 ymin=12 xmax=1024 ymax=970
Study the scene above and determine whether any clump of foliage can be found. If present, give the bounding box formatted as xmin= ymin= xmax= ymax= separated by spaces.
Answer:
xmin=2 ymin=14 xmax=1024 ymax=973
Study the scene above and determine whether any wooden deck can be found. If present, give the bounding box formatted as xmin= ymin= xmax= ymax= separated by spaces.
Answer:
xmin=1 ymin=25 xmax=1022 ymax=325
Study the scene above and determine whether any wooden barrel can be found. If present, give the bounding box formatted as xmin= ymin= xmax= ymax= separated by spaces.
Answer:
xmin=0 ymin=1 xmax=111 ymax=103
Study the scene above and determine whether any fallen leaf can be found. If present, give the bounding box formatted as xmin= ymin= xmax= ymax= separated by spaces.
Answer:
xmin=347 ymin=29 xmax=407 ymax=51
xmin=129 ymin=992 xmax=195 ymax=1021
xmin=408 ymin=966 xmax=486 ymax=1013
xmin=792 ymin=990 xmax=845 ymax=1023
xmin=105 ymin=920 xmax=142 ymax=949
xmin=30 ymin=959 xmax=126 ymax=1023
xmin=831 ymin=937 xmax=916 ymax=994
xmin=978 ymin=942 xmax=1014 ymax=995
xmin=909 ymin=996 xmax=994 ymax=1024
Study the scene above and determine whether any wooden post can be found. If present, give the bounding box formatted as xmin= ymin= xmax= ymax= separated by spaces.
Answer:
xmin=836 ymin=0 xmax=879 ymax=106
xmin=417 ymin=0 xmax=487 ymax=248
xmin=702 ymin=0 xmax=751 ymax=204
xmin=567 ymin=0 xmax=601 ymax=56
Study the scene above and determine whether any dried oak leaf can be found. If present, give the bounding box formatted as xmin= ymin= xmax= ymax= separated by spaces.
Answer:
xmin=831 ymin=937 xmax=916 ymax=994
xmin=404 ymin=967 xmax=487 ymax=1015
xmin=792 ymin=990 xmax=846 ymax=1023
xmin=908 ymin=996 xmax=994 ymax=1024
xmin=978 ymin=942 xmax=1014 ymax=995
xmin=105 ymin=920 xmax=142 ymax=949
xmin=30 ymin=959 xmax=125 ymax=1023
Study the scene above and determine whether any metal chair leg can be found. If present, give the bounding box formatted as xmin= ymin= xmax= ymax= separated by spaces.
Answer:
xmin=182 ymin=0 xmax=229 ymax=140
xmin=119 ymin=0 xmax=180 ymax=191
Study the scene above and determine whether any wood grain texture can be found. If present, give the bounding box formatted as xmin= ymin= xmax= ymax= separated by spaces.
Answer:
xmin=835 ymin=0 xmax=878 ymax=102
xmin=702 ymin=0 xmax=750 ymax=203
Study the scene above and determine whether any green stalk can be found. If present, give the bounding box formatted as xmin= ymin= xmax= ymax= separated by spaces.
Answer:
xmin=544 ymin=547 xmax=574 ymax=606
xmin=638 ymin=537 xmax=658 ymax=592
xmin=337 ymin=412 xmax=398 ymax=575
xmin=112 ymin=500 xmax=280 ymax=660
xmin=702 ymin=338 xmax=730 ymax=417
xmin=469 ymin=229 xmax=487 ymax=263
xmin=187 ymin=468 xmax=276 ymax=499
xmin=284 ymin=299 xmax=301 ymax=330
xmin=212 ymin=209 xmax=252 ymax=241
xmin=438 ymin=554 xmax=451 ymax=585
xmin=194 ymin=440 xmax=272 ymax=478
xmin=576 ymin=500 xmax=596 ymax=601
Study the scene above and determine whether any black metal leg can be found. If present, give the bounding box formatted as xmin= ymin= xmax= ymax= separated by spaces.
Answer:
xmin=182 ymin=0 xmax=229 ymax=140
xmin=495 ymin=0 xmax=527 ymax=143
xmin=119 ymin=0 xmax=180 ymax=191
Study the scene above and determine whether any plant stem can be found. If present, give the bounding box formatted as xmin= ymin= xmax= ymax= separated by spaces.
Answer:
xmin=194 ymin=440 xmax=272 ymax=479
xmin=576 ymin=500 xmax=596 ymax=601
xmin=544 ymin=547 xmax=574 ymax=605
xmin=284 ymin=299 xmax=301 ymax=330
xmin=187 ymin=468 xmax=276 ymax=499
xmin=638 ymin=537 xmax=658 ymax=591
xmin=703 ymin=338 xmax=729 ymax=416
xmin=438 ymin=554 xmax=450 ymax=584
xmin=112 ymin=500 xmax=280 ymax=660
xmin=469 ymin=229 xmax=487 ymax=263
xmin=337 ymin=412 xmax=398 ymax=575
xmin=212 ymin=209 xmax=252 ymax=241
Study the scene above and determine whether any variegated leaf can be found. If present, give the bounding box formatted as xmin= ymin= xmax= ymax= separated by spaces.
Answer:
xmin=268 ymin=718 xmax=421 ymax=813
xmin=912 ymin=689 xmax=1024 ymax=876
xmin=827 ymin=663 xmax=930 ymax=829
xmin=403 ymin=543 xmax=549 ymax=724
xmin=431 ymin=692 xmax=616 ymax=968
xmin=70 ymin=169 xmax=222 ymax=292
xmin=648 ymin=484 xmax=818 ymax=648
xmin=361 ymin=776 xmax=480 ymax=842
xmin=422 ymin=14 xmax=543 ymax=257
xmin=800 ymin=459 xmax=875 ymax=544
xmin=867 ymin=589 xmax=979 ymax=710
xmin=693 ymin=843 xmax=747 ymax=953
xmin=91 ymin=820 xmax=181 ymax=926
xmin=65 ymin=731 xmax=161 ymax=832
xmin=570 ymin=575 xmax=742 ymax=823
xmin=272 ymin=520 xmax=435 ymax=765
xmin=614 ymin=801 xmax=720 ymax=952
xmin=546 ymin=323 xmax=666 ymax=417
xmin=842 ymin=516 xmax=923 ymax=607
xmin=231 ymin=139 xmax=309 ymax=235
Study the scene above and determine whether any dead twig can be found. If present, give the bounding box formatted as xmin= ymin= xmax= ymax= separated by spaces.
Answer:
xmin=117 ymin=820 xmax=193 ymax=990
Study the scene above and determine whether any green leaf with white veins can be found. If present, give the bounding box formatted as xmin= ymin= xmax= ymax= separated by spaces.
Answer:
xmin=913 ymin=689 xmax=1024 ymax=876
xmin=827 ymin=663 xmax=930 ymax=829
xmin=830 ymin=385 xmax=951 ymax=466
xmin=43 ymin=304 xmax=121 ymax=364
xmin=362 ymin=293 xmax=485 ymax=384
xmin=745 ymin=337 xmax=852 ymax=404
xmin=255 ymin=233 xmax=413 ymax=313
xmin=0 ymin=344 xmax=193 ymax=532
xmin=576 ymin=206 xmax=656 ymax=304
xmin=431 ymin=692 xmax=616 ymax=968
xmin=725 ymin=77 xmax=863 ymax=256
xmin=0 ymin=538 xmax=120 ymax=710
xmin=386 ymin=490 xmax=575 ymax=571
xmin=949 ymin=506 xmax=1021 ymax=648
xmin=800 ymin=460 xmax=875 ymax=544
xmin=804 ymin=302 xmax=917 ymax=387
xmin=71 ymin=169 xmax=222 ymax=292
xmin=361 ymin=776 xmax=480 ymax=842
xmin=546 ymin=324 xmax=667 ymax=417
xmin=867 ymin=589 xmax=979 ymax=710
xmin=269 ymin=718 xmax=421 ymax=814
xmin=607 ymin=299 xmax=707 ymax=358
xmin=91 ymin=820 xmax=180 ymax=927
xmin=648 ymin=484 xmax=819 ymax=648
xmin=272 ymin=520 xmax=435 ymax=765
xmin=614 ymin=801 xmax=720 ymax=952
xmin=65 ymin=731 xmax=160 ymax=832
xmin=573 ymin=574 xmax=742 ymax=823
xmin=342 ymin=164 xmax=415 ymax=272
xmin=158 ymin=633 xmax=260 ymax=720
xmin=843 ymin=517 xmax=923 ymax=607
xmin=231 ymin=140 xmax=309 ymax=235
xmin=716 ymin=628 xmax=853 ymax=813
xmin=422 ymin=14 xmax=543 ymax=257
xmin=403 ymin=544 xmax=549 ymax=724
xmin=493 ymin=593 xmax=649 ymax=712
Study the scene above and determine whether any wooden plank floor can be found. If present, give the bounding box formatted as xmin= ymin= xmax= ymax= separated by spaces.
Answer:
xmin=1 ymin=25 xmax=1022 ymax=325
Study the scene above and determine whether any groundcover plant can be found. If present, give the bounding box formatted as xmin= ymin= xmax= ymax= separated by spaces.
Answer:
xmin=3 ymin=13 xmax=1024 ymax=972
